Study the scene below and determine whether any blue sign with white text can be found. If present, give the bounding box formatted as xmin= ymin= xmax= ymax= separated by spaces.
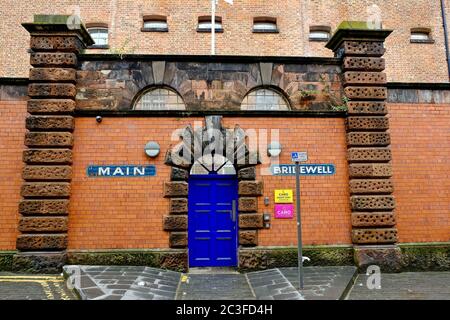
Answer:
xmin=271 ymin=164 xmax=335 ymax=176
xmin=87 ymin=165 xmax=156 ymax=177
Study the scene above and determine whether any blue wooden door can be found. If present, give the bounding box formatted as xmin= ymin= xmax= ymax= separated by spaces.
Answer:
xmin=188 ymin=174 xmax=238 ymax=267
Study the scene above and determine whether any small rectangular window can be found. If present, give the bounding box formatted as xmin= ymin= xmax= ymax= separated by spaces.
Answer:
xmin=309 ymin=30 xmax=330 ymax=41
xmin=142 ymin=15 xmax=168 ymax=32
xmin=410 ymin=29 xmax=434 ymax=43
xmin=197 ymin=16 xmax=223 ymax=32
xmin=309 ymin=26 xmax=331 ymax=42
xmin=253 ymin=17 xmax=278 ymax=33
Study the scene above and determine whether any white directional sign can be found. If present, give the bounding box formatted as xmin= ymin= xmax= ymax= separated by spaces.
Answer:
xmin=291 ymin=151 xmax=308 ymax=163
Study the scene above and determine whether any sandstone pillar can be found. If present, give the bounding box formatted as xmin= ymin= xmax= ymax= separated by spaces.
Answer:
xmin=13 ymin=15 xmax=93 ymax=272
xmin=326 ymin=22 xmax=403 ymax=271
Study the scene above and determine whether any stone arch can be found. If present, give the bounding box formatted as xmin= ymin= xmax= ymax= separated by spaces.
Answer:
xmin=162 ymin=116 xmax=265 ymax=264
xmin=241 ymin=85 xmax=292 ymax=110
xmin=132 ymin=85 xmax=186 ymax=110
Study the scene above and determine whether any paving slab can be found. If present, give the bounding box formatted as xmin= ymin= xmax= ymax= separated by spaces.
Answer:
xmin=279 ymin=266 xmax=357 ymax=300
xmin=177 ymin=272 xmax=255 ymax=300
xmin=246 ymin=269 xmax=304 ymax=300
xmin=59 ymin=265 xmax=358 ymax=300
xmin=347 ymin=272 xmax=450 ymax=300
xmin=63 ymin=265 xmax=181 ymax=300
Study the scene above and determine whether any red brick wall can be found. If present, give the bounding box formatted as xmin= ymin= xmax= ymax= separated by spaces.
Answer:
xmin=0 ymin=100 xmax=26 ymax=250
xmin=221 ymin=118 xmax=351 ymax=246
xmin=1 ymin=0 xmax=448 ymax=82
xmin=389 ymin=104 xmax=450 ymax=243
xmin=3 ymin=107 xmax=449 ymax=251
xmin=69 ymin=117 xmax=351 ymax=249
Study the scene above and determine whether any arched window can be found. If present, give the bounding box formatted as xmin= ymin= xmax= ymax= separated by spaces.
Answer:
xmin=86 ymin=23 xmax=109 ymax=48
xmin=241 ymin=88 xmax=290 ymax=111
xmin=134 ymin=88 xmax=186 ymax=110
xmin=142 ymin=15 xmax=168 ymax=32
xmin=190 ymin=155 xmax=236 ymax=175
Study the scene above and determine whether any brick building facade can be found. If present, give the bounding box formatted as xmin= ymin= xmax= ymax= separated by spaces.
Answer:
xmin=0 ymin=2 xmax=449 ymax=273
xmin=1 ymin=0 xmax=450 ymax=82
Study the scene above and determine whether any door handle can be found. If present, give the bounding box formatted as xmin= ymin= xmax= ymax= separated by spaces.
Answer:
xmin=231 ymin=200 xmax=236 ymax=222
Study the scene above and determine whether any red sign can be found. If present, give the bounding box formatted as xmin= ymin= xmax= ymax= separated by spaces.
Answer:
xmin=274 ymin=204 xmax=294 ymax=219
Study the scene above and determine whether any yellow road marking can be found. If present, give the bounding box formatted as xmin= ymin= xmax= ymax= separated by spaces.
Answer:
xmin=53 ymin=281 xmax=71 ymax=300
xmin=0 ymin=276 xmax=62 ymax=280
xmin=0 ymin=279 xmax=61 ymax=282
xmin=40 ymin=281 xmax=55 ymax=300
xmin=0 ymin=279 xmax=72 ymax=300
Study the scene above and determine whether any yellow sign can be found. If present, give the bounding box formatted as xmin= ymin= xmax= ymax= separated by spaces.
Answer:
xmin=274 ymin=189 xmax=293 ymax=203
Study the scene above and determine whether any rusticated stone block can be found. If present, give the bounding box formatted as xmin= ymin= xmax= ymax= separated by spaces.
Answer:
xmin=16 ymin=234 xmax=68 ymax=251
xmin=349 ymin=179 xmax=393 ymax=194
xmin=351 ymin=195 xmax=395 ymax=211
xmin=12 ymin=252 xmax=67 ymax=273
xmin=352 ymin=228 xmax=398 ymax=244
xmin=18 ymin=217 xmax=68 ymax=233
xmin=23 ymin=149 xmax=72 ymax=164
xmin=21 ymin=182 xmax=71 ymax=198
xmin=348 ymin=148 xmax=392 ymax=162
xmin=22 ymin=165 xmax=72 ymax=181
xmin=342 ymin=40 xmax=385 ymax=56
xmin=354 ymin=245 xmax=403 ymax=272
xmin=169 ymin=232 xmax=188 ymax=248
xmin=351 ymin=212 xmax=396 ymax=227
xmin=27 ymin=99 xmax=75 ymax=114
xmin=239 ymin=230 xmax=258 ymax=246
xmin=346 ymin=132 xmax=390 ymax=146
xmin=25 ymin=132 xmax=73 ymax=147
xmin=238 ymin=181 xmax=263 ymax=196
xmin=239 ymin=214 xmax=264 ymax=229
xmin=343 ymin=72 xmax=386 ymax=86
xmin=29 ymin=68 xmax=76 ymax=82
xmin=28 ymin=83 xmax=76 ymax=98
xmin=159 ymin=251 xmax=187 ymax=272
xmin=30 ymin=52 xmax=77 ymax=67
xmin=343 ymin=57 xmax=385 ymax=71
xmin=164 ymin=181 xmax=188 ymax=198
xmin=163 ymin=215 xmax=187 ymax=231
xmin=349 ymin=164 xmax=392 ymax=178
xmin=346 ymin=117 xmax=389 ymax=131
xmin=19 ymin=199 xmax=69 ymax=215
xmin=30 ymin=36 xmax=83 ymax=52
xmin=238 ymin=197 xmax=258 ymax=212
xmin=238 ymin=167 xmax=256 ymax=180
xmin=344 ymin=87 xmax=387 ymax=100
xmin=170 ymin=167 xmax=189 ymax=181
xmin=347 ymin=101 xmax=387 ymax=115
xmin=238 ymin=249 xmax=266 ymax=270
xmin=26 ymin=116 xmax=74 ymax=131
xmin=169 ymin=198 xmax=188 ymax=214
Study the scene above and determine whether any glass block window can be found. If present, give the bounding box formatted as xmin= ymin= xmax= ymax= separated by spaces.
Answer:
xmin=410 ymin=28 xmax=434 ymax=43
xmin=88 ymin=28 xmax=108 ymax=46
xmin=253 ymin=18 xmax=278 ymax=33
xmin=134 ymin=88 xmax=185 ymax=110
xmin=241 ymin=89 xmax=290 ymax=111
xmin=198 ymin=16 xmax=223 ymax=32
xmin=253 ymin=22 xmax=277 ymax=32
xmin=144 ymin=20 xmax=167 ymax=29
xmin=411 ymin=32 xmax=429 ymax=41
xmin=143 ymin=16 xmax=168 ymax=31
xmin=309 ymin=30 xmax=330 ymax=41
